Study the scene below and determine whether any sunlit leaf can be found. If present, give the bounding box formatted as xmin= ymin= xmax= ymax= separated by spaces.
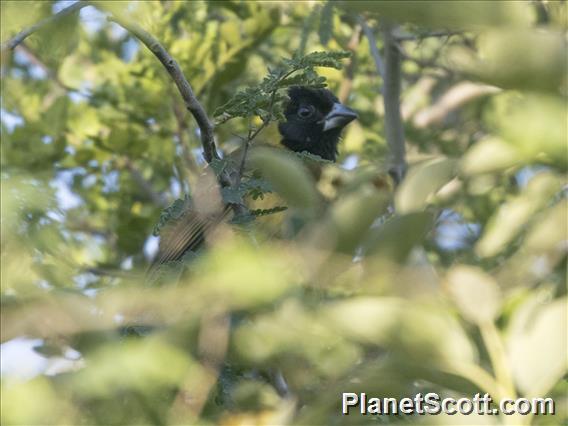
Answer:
xmin=508 ymin=297 xmax=568 ymax=397
xmin=524 ymin=200 xmax=568 ymax=254
xmin=445 ymin=265 xmax=502 ymax=324
xmin=1 ymin=377 xmax=75 ymax=425
xmin=322 ymin=297 xmax=477 ymax=364
xmin=450 ymin=29 xmax=567 ymax=93
xmin=70 ymin=337 xmax=195 ymax=396
xmin=364 ymin=212 xmax=434 ymax=263
xmin=461 ymin=137 xmax=522 ymax=175
xmin=249 ymin=147 xmax=319 ymax=212
xmin=396 ymin=157 xmax=457 ymax=213
xmin=324 ymin=185 xmax=390 ymax=253
xmin=348 ymin=1 xmax=531 ymax=29
xmin=476 ymin=172 xmax=563 ymax=257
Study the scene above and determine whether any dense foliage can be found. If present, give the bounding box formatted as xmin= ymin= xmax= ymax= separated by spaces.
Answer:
xmin=1 ymin=1 xmax=566 ymax=425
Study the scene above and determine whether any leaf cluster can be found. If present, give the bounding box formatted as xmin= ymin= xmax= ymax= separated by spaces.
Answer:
xmin=213 ymin=51 xmax=350 ymax=125
xmin=152 ymin=195 xmax=191 ymax=236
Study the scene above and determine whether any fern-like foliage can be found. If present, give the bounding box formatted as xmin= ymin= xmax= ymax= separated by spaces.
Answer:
xmin=152 ymin=195 xmax=191 ymax=236
xmin=214 ymin=50 xmax=350 ymax=125
xmin=250 ymin=206 xmax=288 ymax=217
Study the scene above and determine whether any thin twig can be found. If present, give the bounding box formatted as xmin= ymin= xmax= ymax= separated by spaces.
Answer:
xmin=395 ymin=30 xmax=463 ymax=42
xmin=399 ymin=49 xmax=455 ymax=75
xmin=107 ymin=15 xmax=220 ymax=164
xmin=105 ymin=12 xmax=250 ymax=224
xmin=235 ymin=69 xmax=294 ymax=183
xmin=1 ymin=1 xmax=89 ymax=52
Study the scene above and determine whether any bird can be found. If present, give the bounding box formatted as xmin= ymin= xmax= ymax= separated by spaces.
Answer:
xmin=279 ymin=86 xmax=357 ymax=162
xmin=147 ymin=86 xmax=357 ymax=278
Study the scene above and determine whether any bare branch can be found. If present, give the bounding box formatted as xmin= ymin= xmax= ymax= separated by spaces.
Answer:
xmin=399 ymin=50 xmax=455 ymax=75
xmin=358 ymin=16 xmax=385 ymax=80
xmin=360 ymin=16 xmax=407 ymax=185
xmin=1 ymin=1 xmax=89 ymax=52
xmin=381 ymin=21 xmax=407 ymax=185
xmin=105 ymin=12 xmax=250 ymax=228
xmin=107 ymin=15 xmax=220 ymax=164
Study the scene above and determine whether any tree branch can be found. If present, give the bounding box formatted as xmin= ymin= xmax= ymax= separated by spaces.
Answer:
xmin=381 ymin=21 xmax=407 ymax=185
xmin=360 ymin=17 xmax=407 ymax=185
xmin=107 ymin=15 xmax=220 ymax=164
xmin=359 ymin=16 xmax=385 ymax=80
xmin=1 ymin=1 xmax=89 ymax=52
xmin=104 ymin=12 xmax=251 ymax=226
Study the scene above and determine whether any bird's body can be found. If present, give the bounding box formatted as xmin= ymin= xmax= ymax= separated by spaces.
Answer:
xmin=148 ymin=86 xmax=356 ymax=276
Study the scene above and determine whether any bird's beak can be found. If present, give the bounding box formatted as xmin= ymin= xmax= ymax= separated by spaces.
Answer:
xmin=322 ymin=102 xmax=358 ymax=132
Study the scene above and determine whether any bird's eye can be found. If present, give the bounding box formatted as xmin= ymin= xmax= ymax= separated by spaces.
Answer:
xmin=297 ymin=105 xmax=315 ymax=119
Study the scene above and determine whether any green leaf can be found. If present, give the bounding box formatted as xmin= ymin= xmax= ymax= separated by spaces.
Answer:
xmin=214 ymin=51 xmax=349 ymax=123
xmin=508 ymin=296 xmax=567 ymax=397
xmin=498 ymin=94 xmax=567 ymax=168
xmin=153 ymin=196 xmax=191 ymax=236
xmin=524 ymin=200 xmax=568 ymax=254
xmin=250 ymin=206 xmax=288 ymax=217
xmin=325 ymin=186 xmax=390 ymax=253
xmin=445 ymin=265 xmax=502 ymax=324
xmin=461 ymin=137 xmax=522 ymax=175
xmin=348 ymin=1 xmax=531 ymax=29
xmin=475 ymin=172 xmax=562 ymax=258
xmin=249 ymin=147 xmax=319 ymax=212
xmin=396 ymin=157 xmax=457 ymax=213
xmin=363 ymin=212 xmax=434 ymax=262
xmin=70 ymin=338 xmax=194 ymax=397
xmin=220 ymin=186 xmax=244 ymax=204
xmin=451 ymin=29 xmax=567 ymax=93
xmin=209 ymin=158 xmax=229 ymax=175
xmin=322 ymin=297 xmax=477 ymax=364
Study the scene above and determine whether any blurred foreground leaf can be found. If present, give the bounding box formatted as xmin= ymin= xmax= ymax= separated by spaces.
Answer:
xmin=349 ymin=1 xmax=531 ymax=29
xmin=396 ymin=157 xmax=457 ymax=213
xmin=363 ymin=212 xmax=434 ymax=262
xmin=476 ymin=172 xmax=563 ymax=258
xmin=445 ymin=265 xmax=502 ymax=324
xmin=507 ymin=296 xmax=567 ymax=397
xmin=249 ymin=147 xmax=319 ymax=213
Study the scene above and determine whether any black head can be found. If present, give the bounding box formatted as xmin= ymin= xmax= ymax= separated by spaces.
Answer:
xmin=278 ymin=86 xmax=357 ymax=162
